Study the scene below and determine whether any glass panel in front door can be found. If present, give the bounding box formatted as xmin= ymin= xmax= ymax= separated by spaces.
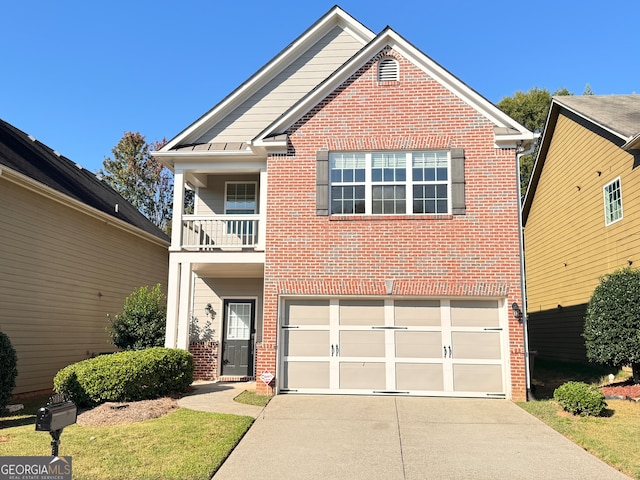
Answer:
xmin=226 ymin=302 xmax=251 ymax=340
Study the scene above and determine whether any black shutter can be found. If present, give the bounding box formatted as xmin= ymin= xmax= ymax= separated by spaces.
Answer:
xmin=451 ymin=148 xmax=466 ymax=215
xmin=316 ymin=150 xmax=329 ymax=216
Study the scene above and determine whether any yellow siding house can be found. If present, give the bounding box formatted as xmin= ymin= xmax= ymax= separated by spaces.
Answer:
xmin=0 ymin=119 xmax=170 ymax=395
xmin=523 ymin=95 xmax=640 ymax=362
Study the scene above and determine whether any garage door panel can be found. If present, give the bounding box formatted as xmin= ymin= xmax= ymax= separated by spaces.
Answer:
xmin=339 ymin=362 xmax=386 ymax=389
xmin=394 ymin=300 xmax=441 ymax=326
xmin=339 ymin=330 xmax=385 ymax=357
xmin=450 ymin=300 xmax=499 ymax=327
xmin=453 ymin=364 xmax=503 ymax=392
xmin=281 ymin=297 xmax=506 ymax=397
xmin=284 ymin=299 xmax=330 ymax=326
xmin=283 ymin=330 xmax=329 ymax=357
xmin=451 ymin=332 xmax=501 ymax=360
xmin=282 ymin=362 xmax=330 ymax=389
xmin=339 ymin=300 xmax=385 ymax=325
xmin=396 ymin=363 xmax=444 ymax=391
xmin=395 ymin=331 xmax=442 ymax=358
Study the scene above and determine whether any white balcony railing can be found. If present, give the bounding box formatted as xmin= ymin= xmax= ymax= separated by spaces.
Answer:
xmin=182 ymin=215 xmax=259 ymax=249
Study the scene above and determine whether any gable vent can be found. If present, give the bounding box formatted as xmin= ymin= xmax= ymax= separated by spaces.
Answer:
xmin=378 ymin=57 xmax=399 ymax=81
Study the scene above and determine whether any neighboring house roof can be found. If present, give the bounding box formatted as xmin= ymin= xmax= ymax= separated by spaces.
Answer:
xmin=0 ymin=118 xmax=169 ymax=243
xmin=523 ymin=94 xmax=640 ymax=224
xmin=155 ymin=6 xmax=534 ymax=167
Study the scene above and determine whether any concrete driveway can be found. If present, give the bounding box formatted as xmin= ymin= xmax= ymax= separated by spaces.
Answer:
xmin=213 ymin=395 xmax=631 ymax=480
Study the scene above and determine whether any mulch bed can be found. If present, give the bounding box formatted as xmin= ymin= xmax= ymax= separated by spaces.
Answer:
xmin=600 ymin=380 xmax=640 ymax=400
xmin=76 ymin=397 xmax=178 ymax=426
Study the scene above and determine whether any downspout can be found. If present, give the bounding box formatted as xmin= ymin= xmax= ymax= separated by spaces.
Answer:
xmin=516 ymin=141 xmax=535 ymax=400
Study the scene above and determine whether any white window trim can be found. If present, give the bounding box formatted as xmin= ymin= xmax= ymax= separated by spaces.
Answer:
xmin=224 ymin=181 xmax=258 ymax=215
xmin=329 ymin=151 xmax=452 ymax=216
xmin=603 ymin=177 xmax=623 ymax=226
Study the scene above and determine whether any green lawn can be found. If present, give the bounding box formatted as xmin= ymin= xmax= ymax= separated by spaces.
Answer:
xmin=233 ymin=390 xmax=271 ymax=407
xmin=1 ymin=398 xmax=253 ymax=480
xmin=520 ymin=359 xmax=640 ymax=479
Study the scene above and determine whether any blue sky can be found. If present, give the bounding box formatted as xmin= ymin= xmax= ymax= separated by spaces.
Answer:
xmin=2 ymin=0 xmax=637 ymax=173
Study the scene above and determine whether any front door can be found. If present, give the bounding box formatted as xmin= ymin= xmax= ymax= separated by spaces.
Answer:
xmin=222 ymin=299 xmax=255 ymax=376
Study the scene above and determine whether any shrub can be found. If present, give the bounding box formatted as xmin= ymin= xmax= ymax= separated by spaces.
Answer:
xmin=53 ymin=347 xmax=193 ymax=407
xmin=108 ymin=284 xmax=166 ymax=350
xmin=0 ymin=330 xmax=18 ymax=412
xmin=584 ymin=267 xmax=640 ymax=382
xmin=553 ymin=381 xmax=607 ymax=417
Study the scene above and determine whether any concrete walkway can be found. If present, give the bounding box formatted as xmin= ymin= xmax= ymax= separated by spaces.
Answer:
xmin=206 ymin=394 xmax=632 ymax=480
xmin=177 ymin=381 xmax=265 ymax=418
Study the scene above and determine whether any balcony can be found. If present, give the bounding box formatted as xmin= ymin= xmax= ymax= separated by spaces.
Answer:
xmin=181 ymin=215 xmax=260 ymax=250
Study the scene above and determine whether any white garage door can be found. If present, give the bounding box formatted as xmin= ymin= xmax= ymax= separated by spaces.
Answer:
xmin=279 ymin=298 xmax=506 ymax=397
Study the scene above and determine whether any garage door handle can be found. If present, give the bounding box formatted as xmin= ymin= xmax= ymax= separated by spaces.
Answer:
xmin=443 ymin=346 xmax=447 ymax=358
xmin=448 ymin=346 xmax=452 ymax=358
xmin=331 ymin=345 xmax=334 ymax=356
xmin=443 ymin=346 xmax=452 ymax=358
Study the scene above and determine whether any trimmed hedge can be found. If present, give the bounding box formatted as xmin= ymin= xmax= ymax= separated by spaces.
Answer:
xmin=0 ymin=330 xmax=18 ymax=412
xmin=553 ymin=381 xmax=607 ymax=417
xmin=53 ymin=348 xmax=193 ymax=407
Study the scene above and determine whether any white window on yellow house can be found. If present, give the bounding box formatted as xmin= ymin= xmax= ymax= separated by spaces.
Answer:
xmin=604 ymin=177 xmax=623 ymax=226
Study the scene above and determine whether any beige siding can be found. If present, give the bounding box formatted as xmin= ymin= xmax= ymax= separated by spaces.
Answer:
xmin=525 ymin=114 xmax=640 ymax=313
xmin=196 ymin=174 xmax=259 ymax=215
xmin=195 ymin=26 xmax=364 ymax=144
xmin=192 ymin=276 xmax=263 ymax=345
xmin=0 ymin=179 xmax=168 ymax=394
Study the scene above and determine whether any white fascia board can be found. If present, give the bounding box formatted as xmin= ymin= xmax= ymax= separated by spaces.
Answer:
xmin=495 ymin=131 xmax=540 ymax=149
xmin=161 ymin=7 xmax=374 ymax=152
xmin=623 ymin=132 xmax=640 ymax=151
xmin=256 ymin=29 xmax=535 ymax=144
xmin=152 ymin=149 xmax=264 ymax=172
xmin=174 ymin=160 xmax=267 ymax=173
xmin=0 ymin=165 xmax=169 ymax=247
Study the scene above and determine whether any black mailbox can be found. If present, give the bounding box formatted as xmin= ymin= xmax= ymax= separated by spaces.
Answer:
xmin=35 ymin=401 xmax=77 ymax=432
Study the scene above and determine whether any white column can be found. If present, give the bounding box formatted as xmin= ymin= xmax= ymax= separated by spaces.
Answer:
xmin=164 ymin=258 xmax=181 ymax=348
xmin=171 ymin=169 xmax=185 ymax=250
xmin=176 ymin=261 xmax=193 ymax=350
xmin=257 ymin=168 xmax=268 ymax=251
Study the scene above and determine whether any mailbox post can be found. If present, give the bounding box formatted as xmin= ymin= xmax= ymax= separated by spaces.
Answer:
xmin=35 ymin=394 xmax=77 ymax=456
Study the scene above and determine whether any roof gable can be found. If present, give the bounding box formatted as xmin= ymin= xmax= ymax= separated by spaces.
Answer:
xmin=255 ymin=27 xmax=535 ymax=150
xmin=0 ymin=119 xmax=169 ymax=242
xmin=161 ymin=6 xmax=375 ymax=153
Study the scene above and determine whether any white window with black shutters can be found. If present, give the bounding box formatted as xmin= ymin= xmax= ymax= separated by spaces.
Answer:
xmin=326 ymin=150 xmax=460 ymax=216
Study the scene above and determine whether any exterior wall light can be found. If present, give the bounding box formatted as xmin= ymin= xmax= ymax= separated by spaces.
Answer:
xmin=205 ymin=303 xmax=216 ymax=319
xmin=511 ymin=302 xmax=523 ymax=322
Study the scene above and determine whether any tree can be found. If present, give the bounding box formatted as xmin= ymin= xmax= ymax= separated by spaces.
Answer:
xmin=108 ymin=284 xmax=167 ymax=350
xmin=583 ymin=268 xmax=640 ymax=383
xmin=583 ymin=83 xmax=594 ymax=95
xmin=98 ymin=132 xmax=172 ymax=233
xmin=497 ymin=87 xmax=572 ymax=194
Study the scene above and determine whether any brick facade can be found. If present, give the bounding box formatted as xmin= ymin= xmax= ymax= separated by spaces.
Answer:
xmin=256 ymin=49 xmax=526 ymax=400
xmin=189 ymin=341 xmax=219 ymax=381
